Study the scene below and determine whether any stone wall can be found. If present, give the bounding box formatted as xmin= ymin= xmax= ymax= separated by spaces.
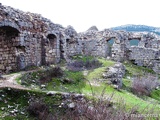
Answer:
xmin=76 ymin=27 xmax=160 ymax=72
xmin=0 ymin=27 xmax=18 ymax=73
xmin=0 ymin=3 xmax=159 ymax=74
xmin=0 ymin=4 xmax=66 ymax=73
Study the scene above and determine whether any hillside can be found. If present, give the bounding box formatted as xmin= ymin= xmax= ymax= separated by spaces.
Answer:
xmin=0 ymin=56 xmax=160 ymax=119
xmin=111 ymin=24 xmax=160 ymax=35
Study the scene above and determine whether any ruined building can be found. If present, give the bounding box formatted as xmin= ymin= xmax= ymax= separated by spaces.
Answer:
xmin=0 ymin=4 xmax=159 ymax=74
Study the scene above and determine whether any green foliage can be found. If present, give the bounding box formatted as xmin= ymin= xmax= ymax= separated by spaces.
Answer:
xmin=0 ymin=88 xmax=65 ymax=120
xmin=71 ymin=55 xmax=94 ymax=62
xmin=150 ymin=89 xmax=160 ymax=101
xmin=68 ymin=55 xmax=102 ymax=71
xmin=46 ymin=71 xmax=85 ymax=93
xmin=122 ymin=78 xmax=132 ymax=91
xmin=2 ymin=57 xmax=160 ymax=119
xmin=124 ymin=61 xmax=155 ymax=77
xmin=86 ymin=58 xmax=115 ymax=81
xmin=98 ymin=58 xmax=115 ymax=67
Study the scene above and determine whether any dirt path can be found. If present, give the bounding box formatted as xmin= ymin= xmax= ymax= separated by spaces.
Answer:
xmin=0 ymin=72 xmax=30 ymax=90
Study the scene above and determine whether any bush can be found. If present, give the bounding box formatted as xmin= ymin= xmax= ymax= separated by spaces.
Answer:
xmin=47 ymin=66 xmax=64 ymax=78
xmin=20 ymin=66 xmax=64 ymax=85
xmin=131 ymin=74 xmax=159 ymax=96
xmin=39 ymin=66 xmax=64 ymax=83
xmin=27 ymin=100 xmax=49 ymax=120
xmin=67 ymin=60 xmax=84 ymax=71
xmin=67 ymin=59 xmax=102 ymax=71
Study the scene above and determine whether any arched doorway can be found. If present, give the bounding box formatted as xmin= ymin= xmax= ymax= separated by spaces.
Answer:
xmin=106 ymin=38 xmax=114 ymax=57
xmin=47 ymin=34 xmax=57 ymax=48
xmin=0 ymin=26 xmax=20 ymax=73
xmin=43 ymin=34 xmax=57 ymax=65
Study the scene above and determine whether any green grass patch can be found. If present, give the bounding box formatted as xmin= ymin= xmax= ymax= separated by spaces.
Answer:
xmin=124 ymin=61 xmax=155 ymax=77
xmin=86 ymin=67 xmax=105 ymax=80
xmin=150 ymin=89 xmax=160 ymax=101
xmin=0 ymin=88 xmax=64 ymax=120
xmin=71 ymin=55 xmax=94 ymax=62
xmin=46 ymin=70 xmax=85 ymax=93
xmin=9 ymin=58 xmax=160 ymax=117
xmin=98 ymin=58 xmax=115 ymax=67
xmin=75 ymin=82 xmax=160 ymax=112
xmin=86 ymin=58 xmax=115 ymax=80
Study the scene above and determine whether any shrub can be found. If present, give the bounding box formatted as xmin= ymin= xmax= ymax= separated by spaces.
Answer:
xmin=20 ymin=66 xmax=64 ymax=85
xmin=131 ymin=74 xmax=159 ymax=96
xmin=27 ymin=100 xmax=49 ymax=120
xmin=47 ymin=66 xmax=64 ymax=78
xmin=39 ymin=66 xmax=64 ymax=83
xmin=67 ymin=59 xmax=102 ymax=71
xmin=24 ymin=64 xmax=39 ymax=71
xmin=67 ymin=60 xmax=84 ymax=71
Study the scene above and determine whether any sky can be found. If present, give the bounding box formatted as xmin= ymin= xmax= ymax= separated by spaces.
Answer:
xmin=0 ymin=0 xmax=159 ymax=32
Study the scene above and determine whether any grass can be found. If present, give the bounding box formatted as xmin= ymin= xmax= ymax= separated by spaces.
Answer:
xmin=150 ymin=89 xmax=160 ymax=101
xmin=71 ymin=55 xmax=94 ymax=62
xmin=86 ymin=58 xmax=115 ymax=80
xmin=81 ymin=83 xmax=160 ymax=112
xmin=0 ymin=88 xmax=65 ymax=120
xmin=3 ymin=56 xmax=160 ymax=119
xmin=124 ymin=61 xmax=155 ymax=77
xmin=46 ymin=71 xmax=85 ymax=93
xmin=98 ymin=58 xmax=115 ymax=67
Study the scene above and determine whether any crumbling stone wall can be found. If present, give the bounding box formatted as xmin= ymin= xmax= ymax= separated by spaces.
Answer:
xmin=0 ymin=3 xmax=159 ymax=74
xmin=0 ymin=4 xmax=65 ymax=73
xmin=0 ymin=26 xmax=19 ymax=73
xmin=76 ymin=27 xmax=160 ymax=72
xmin=129 ymin=47 xmax=160 ymax=67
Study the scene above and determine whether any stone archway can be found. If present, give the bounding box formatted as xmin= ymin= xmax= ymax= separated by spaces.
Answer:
xmin=43 ymin=34 xmax=57 ymax=65
xmin=47 ymin=34 xmax=57 ymax=48
xmin=0 ymin=26 xmax=20 ymax=73
xmin=106 ymin=38 xmax=114 ymax=57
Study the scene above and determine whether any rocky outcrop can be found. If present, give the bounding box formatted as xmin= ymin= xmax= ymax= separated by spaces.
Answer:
xmin=102 ymin=63 xmax=126 ymax=89
xmin=87 ymin=26 xmax=99 ymax=31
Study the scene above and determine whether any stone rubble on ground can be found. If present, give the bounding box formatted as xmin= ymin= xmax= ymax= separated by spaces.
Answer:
xmin=102 ymin=62 xmax=126 ymax=89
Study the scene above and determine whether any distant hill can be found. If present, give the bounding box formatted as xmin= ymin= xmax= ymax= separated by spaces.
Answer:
xmin=111 ymin=24 xmax=160 ymax=46
xmin=111 ymin=24 xmax=160 ymax=35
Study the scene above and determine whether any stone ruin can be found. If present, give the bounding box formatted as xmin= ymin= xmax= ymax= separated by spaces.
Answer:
xmin=0 ymin=3 xmax=159 ymax=74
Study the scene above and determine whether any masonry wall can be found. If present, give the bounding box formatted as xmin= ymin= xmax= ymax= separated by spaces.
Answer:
xmin=0 ymin=4 xmax=65 ymax=73
xmin=0 ymin=29 xmax=18 ymax=73
xmin=0 ymin=3 xmax=160 ymax=74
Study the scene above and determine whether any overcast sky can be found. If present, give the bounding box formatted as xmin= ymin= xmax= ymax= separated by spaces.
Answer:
xmin=0 ymin=0 xmax=159 ymax=32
